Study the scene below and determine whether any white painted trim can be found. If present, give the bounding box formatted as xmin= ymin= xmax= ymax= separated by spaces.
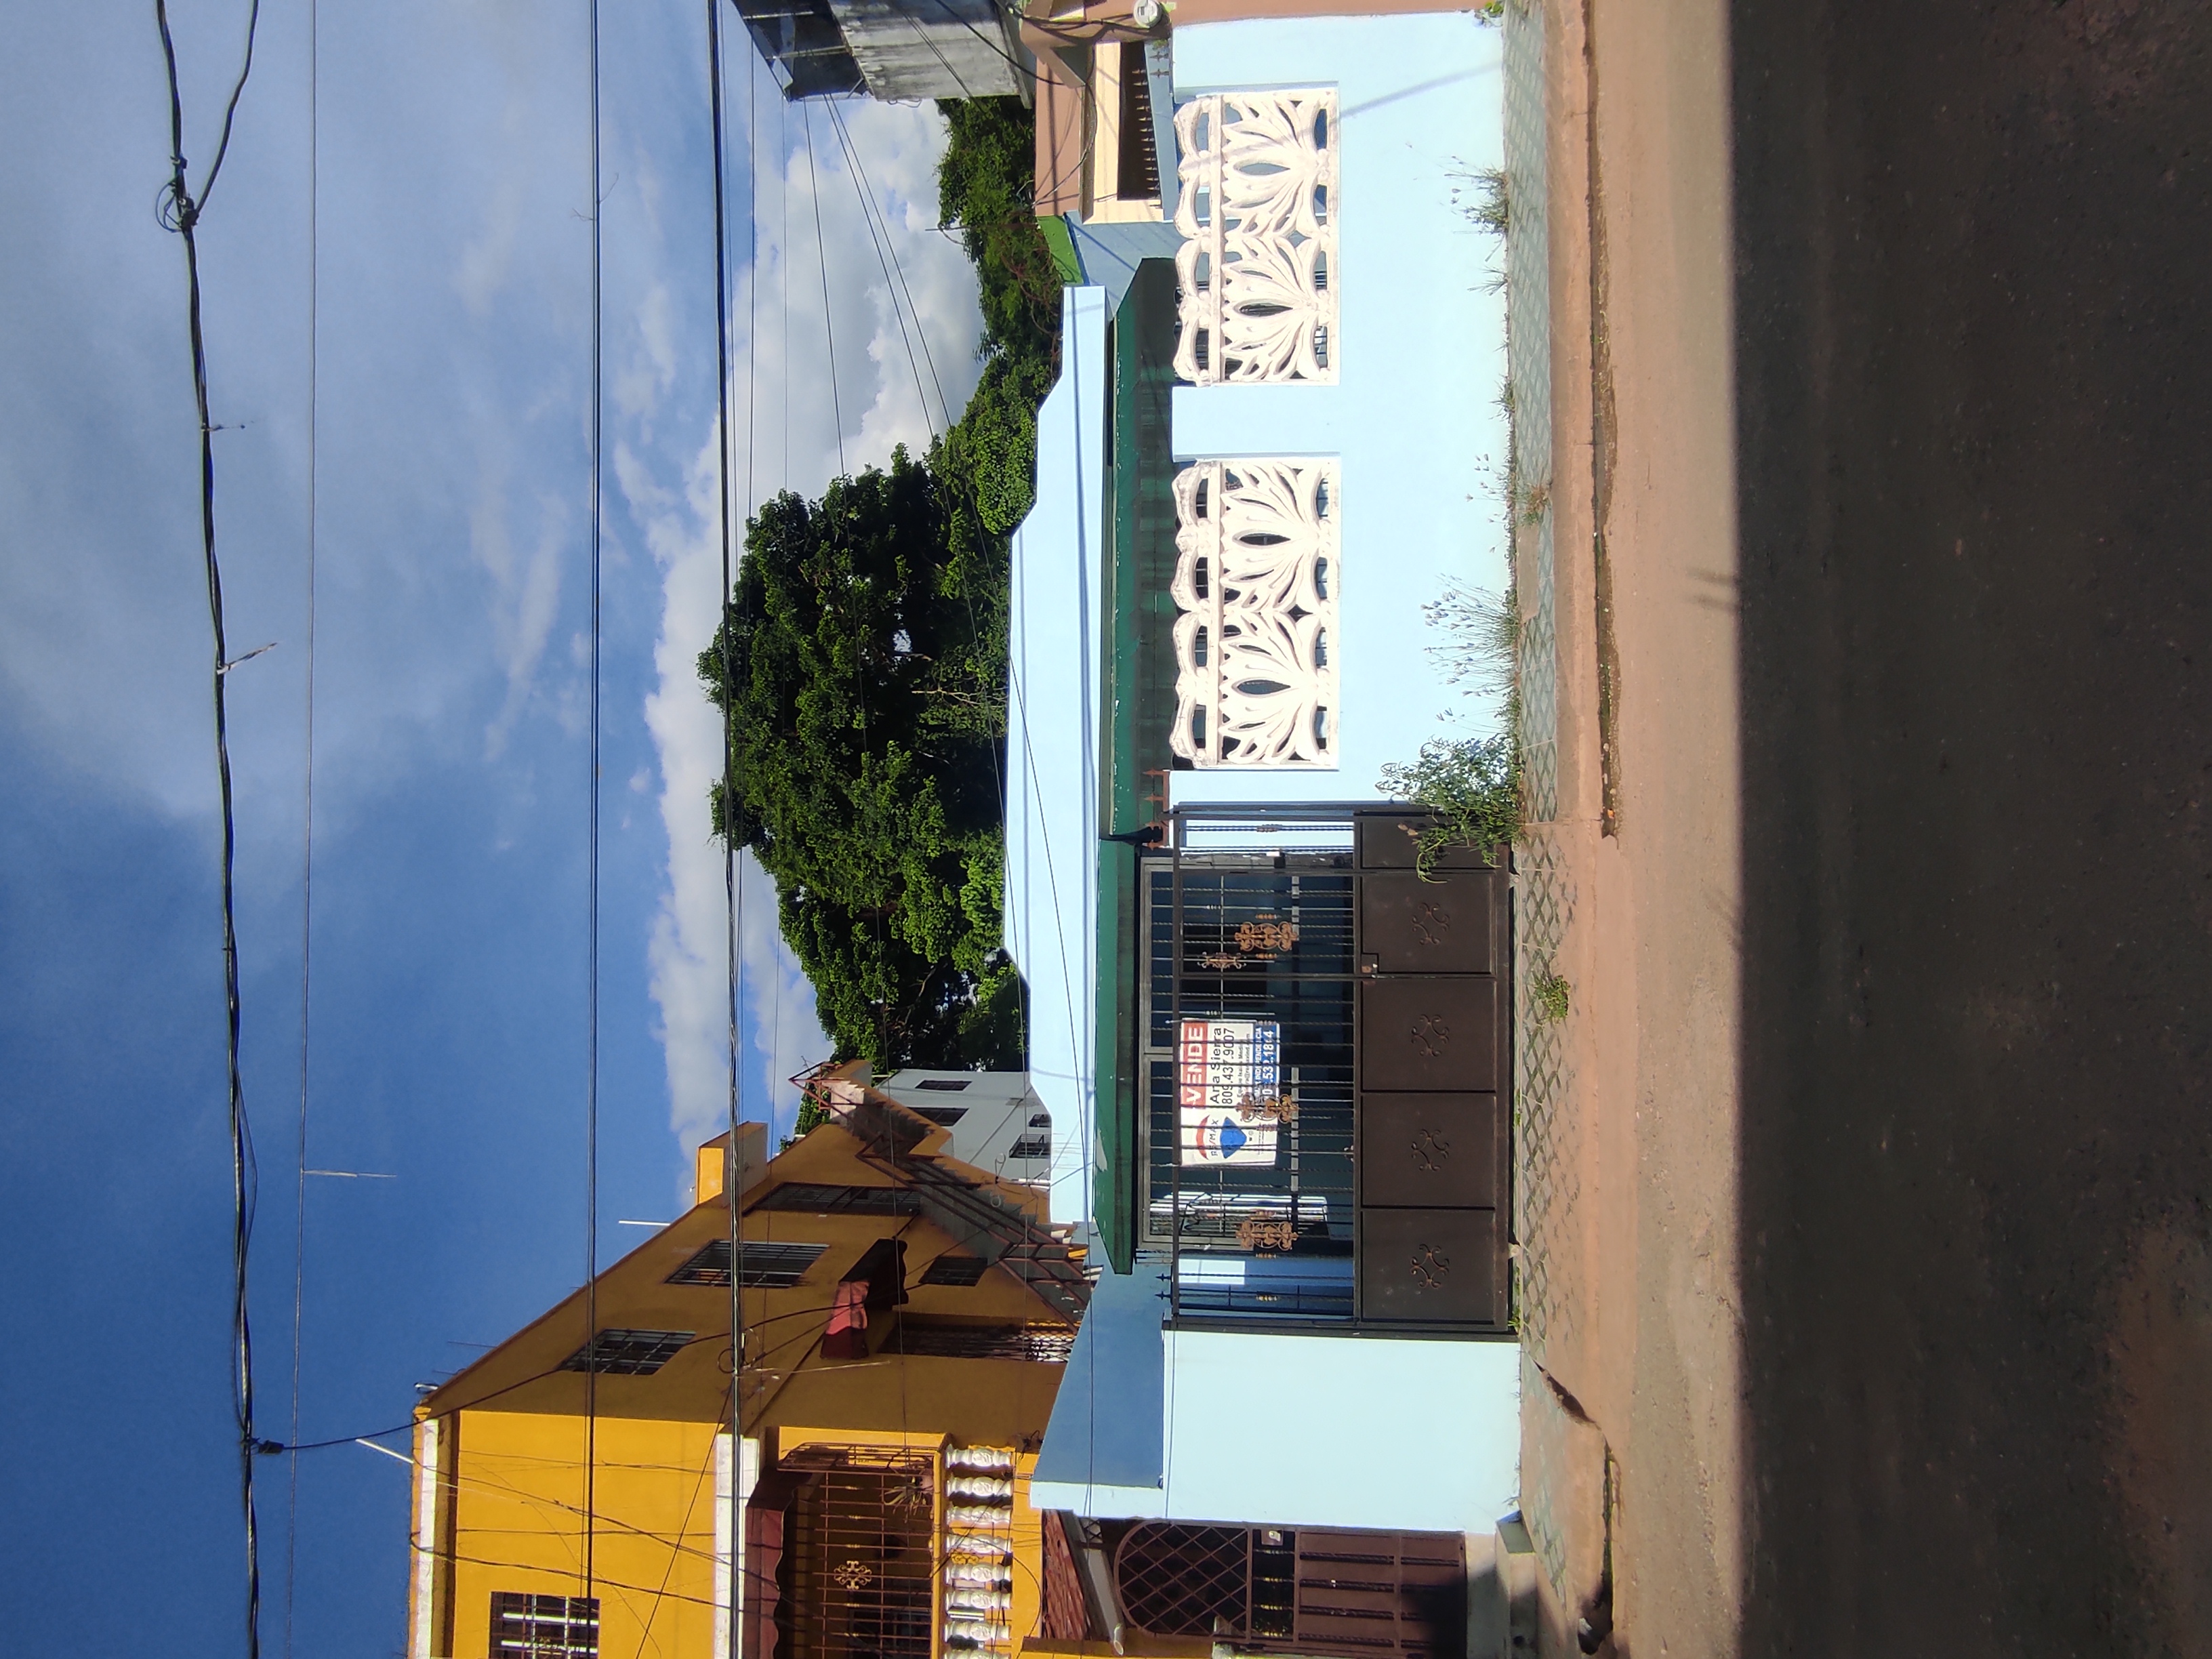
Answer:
xmin=714 ymin=1435 xmax=762 ymax=1659
xmin=409 ymin=1418 xmax=441 ymax=1659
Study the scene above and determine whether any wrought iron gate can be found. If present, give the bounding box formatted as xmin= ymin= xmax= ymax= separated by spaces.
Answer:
xmin=1352 ymin=812 xmax=1511 ymax=1328
xmin=1113 ymin=1521 xmax=1467 ymax=1659
xmin=1144 ymin=807 xmax=1512 ymax=1333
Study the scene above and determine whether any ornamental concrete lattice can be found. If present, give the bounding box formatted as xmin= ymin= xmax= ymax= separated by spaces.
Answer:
xmin=1172 ymin=89 xmax=1341 ymax=385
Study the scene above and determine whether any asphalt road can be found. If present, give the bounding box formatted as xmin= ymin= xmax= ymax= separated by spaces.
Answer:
xmin=1728 ymin=3 xmax=2212 ymax=1654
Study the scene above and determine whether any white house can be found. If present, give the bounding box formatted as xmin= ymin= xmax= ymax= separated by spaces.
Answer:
xmin=1000 ymin=8 xmax=1525 ymax=1641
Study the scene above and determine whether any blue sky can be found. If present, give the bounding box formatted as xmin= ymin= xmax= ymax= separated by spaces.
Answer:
xmin=0 ymin=3 xmax=984 ymax=1652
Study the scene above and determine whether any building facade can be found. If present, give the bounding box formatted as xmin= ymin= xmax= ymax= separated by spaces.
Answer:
xmin=405 ymin=1088 xmax=1088 ymax=1659
xmin=1000 ymin=9 xmax=1523 ymax=1643
xmin=874 ymin=1070 xmax=1057 ymax=1193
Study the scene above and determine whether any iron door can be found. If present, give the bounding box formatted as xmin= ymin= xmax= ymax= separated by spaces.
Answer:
xmin=1289 ymin=1530 xmax=1467 ymax=1659
xmin=1351 ymin=810 xmax=1511 ymax=1332
xmin=1359 ymin=870 xmax=1502 ymax=976
xmin=1356 ymin=1206 xmax=1500 ymax=1326
xmin=1358 ymin=1092 xmax=1501 ymax=1209
xmin=1356 ymin=977 xmax=1500 ymax=1094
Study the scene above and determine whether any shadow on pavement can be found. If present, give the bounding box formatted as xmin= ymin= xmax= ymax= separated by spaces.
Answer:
xmin=1730 ymin=3 xmax=2212 ymax=1654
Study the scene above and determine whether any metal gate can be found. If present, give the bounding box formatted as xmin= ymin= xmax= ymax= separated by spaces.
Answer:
xmin=1144 ymin=807 xmax=1512 ymax=1334
xmin=1352 ymin=812 xmax=1511 ymax=1328
xmin=1113 ymin=1521 xmax=1467 ymax=1659
xmin=771 ymin=1448 xmax=935 ymax=1659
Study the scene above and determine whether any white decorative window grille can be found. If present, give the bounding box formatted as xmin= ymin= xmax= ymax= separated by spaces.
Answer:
xmin=491 ymin=1592 xmax=600 ymax=1658
xmin=1170 ymin=459 xmax=1340 ymax=769
xmin=1173 ymin=90 xmax=1338 ymax=386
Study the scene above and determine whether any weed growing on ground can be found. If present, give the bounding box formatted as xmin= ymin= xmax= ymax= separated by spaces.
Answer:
xmin=1468 ymin=166 xmax=1509 ymax=235
xmin=1447 ymin=164 xmax=1511 ymax=292
xmin=1378 ymin=733 xmax=1521 ymax=879
xmin=1425 ymin=580 xmax=1521 ymax=726
xmin=1518 ymin=474 xmax=1551 ymax=525
xmin=1530 ymin=963 xmax=1571 ymax=1023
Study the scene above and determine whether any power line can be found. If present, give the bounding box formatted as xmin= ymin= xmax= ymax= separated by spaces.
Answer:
xmin=582 ymin=0 xmax=605 ymax=1603
xmin=285 ymin=0 xmax=320 ymax=1651
xmin=150 ymin=1 xmax=268 ymax=1654
xmin=704 ymin=7 xmax=748 ymax=1655
xmin=800 ymin=102 xmax=845 ymax=476
xmin=823 ymin=99 xmax=950 ymax=436
xmin=631 ymin=1387 xmax=732 ymax=1657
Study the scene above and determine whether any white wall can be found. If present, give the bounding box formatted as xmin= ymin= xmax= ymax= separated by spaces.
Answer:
xmin=876 ymin=1069 xmax=1055 ymax=1187
xmin=1168 ymin=15 xmax=1512 ymax=808
xmin=1160 ymin=1328 xmax=1523 ymax=1532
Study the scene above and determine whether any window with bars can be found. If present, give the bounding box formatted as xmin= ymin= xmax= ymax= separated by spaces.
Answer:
xmin=1118 ymin=41 xmax=1160 ymax=201
xmin=912 ymin=1105 xmax=968 ymax=1126
xmin=490 ymin=1592 xmax=600 ymax=1658
xmin=884 ymin=1322 xmax=1077 ymax=1361
xmin=917 ymin=1078 xmax=970 ymax=1091
xmin=1008 ymin=1133 xmax=1051 ymax=1160
xmin=668 ymin=1240 xmax=827 ymax=1289
xmin=918 ymin=1254 xmax=988 ymax=1288
xmin=750 ymin=1183 xmax=923 ymax=1216
xmin=559 ymin=1328 xmax=695 ymax=1376
xmin=779 ymin=1448 xmax=937 ymax=1659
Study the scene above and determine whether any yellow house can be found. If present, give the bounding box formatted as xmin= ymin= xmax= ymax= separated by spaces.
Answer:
xmin=406 ymin=1075 xmax=1090 ymax=1659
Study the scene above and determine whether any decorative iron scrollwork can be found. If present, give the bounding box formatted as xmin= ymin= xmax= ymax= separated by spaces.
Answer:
xmin=1235 ymin=1093 xmax=1299 ymax=1124
xmin=1410 ymin=1244 xmax=1452 ymax=1289
xmin=1236 ymin=1216 xmax=1299 ymax=1252
xmin=1409 ymin=1014 xmax=1451 ymax=1057
xmin=1410 ymin=1128 xmax=1451 ymax=1170
xmin=1410 ymin=900 xmax=1451 ymax=946
xmin=1235 ymin=919 xmax=1300 ymax=954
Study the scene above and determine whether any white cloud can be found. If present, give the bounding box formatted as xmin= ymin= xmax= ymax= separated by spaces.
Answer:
xmin=470 ymin=452 xmax=569 ymax=758
xmin=628 ymin=91 xmax=988 ymax=1148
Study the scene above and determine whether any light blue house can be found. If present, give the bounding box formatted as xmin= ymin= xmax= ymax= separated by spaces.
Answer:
xmin=1000 ymin=12 xmax=1523 ymax=1644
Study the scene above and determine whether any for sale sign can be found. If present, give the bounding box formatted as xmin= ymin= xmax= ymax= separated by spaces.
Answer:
xmin=1176 ymin=1018 xmax=1282 ymax=1166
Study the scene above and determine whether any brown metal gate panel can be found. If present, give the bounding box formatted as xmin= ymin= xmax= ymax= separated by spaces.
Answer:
xmin=1356 ymin=978 xmax=1500 ymax=1094
xmin=1356 ymin=1206 xmax=1502 ymax=1324
xmin=1353 ymin=811 xmax=1511 ymax=1331
xmin=1290 ymin=1530 xmax=1467 ymax=1659
xmin=1359 ymin=870 xmax=1504 ymax=975
xmin=1357 ymin=1093 xmax=1502 ymax=1209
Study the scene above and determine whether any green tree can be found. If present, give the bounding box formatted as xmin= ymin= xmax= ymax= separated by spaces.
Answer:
xmin=702 ymin=98 xmax=1063 ymax=1078
xmin=701 ymin=449 xmax=1021 ymax=1071
xmin=935 ymin=96 xmax=1062 ymax=373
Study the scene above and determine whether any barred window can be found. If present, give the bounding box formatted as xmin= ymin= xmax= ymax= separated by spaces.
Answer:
xmin=751 ymin=1183 xmax=922 ymax=1217
xmin=885 ymin=1322 xmax=1077 ymax=1361
xmin=1008 ymin=1134 xmax=1051 ymax=1160
xmin=912 ymin=1105 xmax=968 ymax=1125
xmin=560 ymin=1329 xmax=695 ymax=1376
xmin=917 ymin=1079 xmax=970 ymax=1091
xmin=668 ymin=1240 xmax=826 ymax=1289
xmin=491 ymin=1592 xmax=599 ymax=1658
xmin=918 ymin=1254 xmax=988 ymax=1288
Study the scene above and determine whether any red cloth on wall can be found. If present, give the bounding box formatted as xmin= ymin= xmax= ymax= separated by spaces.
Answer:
xmin=821 ymin=1279 xmax=870 ymax=1359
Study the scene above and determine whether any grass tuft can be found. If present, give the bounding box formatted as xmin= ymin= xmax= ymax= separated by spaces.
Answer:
xmin=1530 ymin=963 xmax=1571 ymax=1023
